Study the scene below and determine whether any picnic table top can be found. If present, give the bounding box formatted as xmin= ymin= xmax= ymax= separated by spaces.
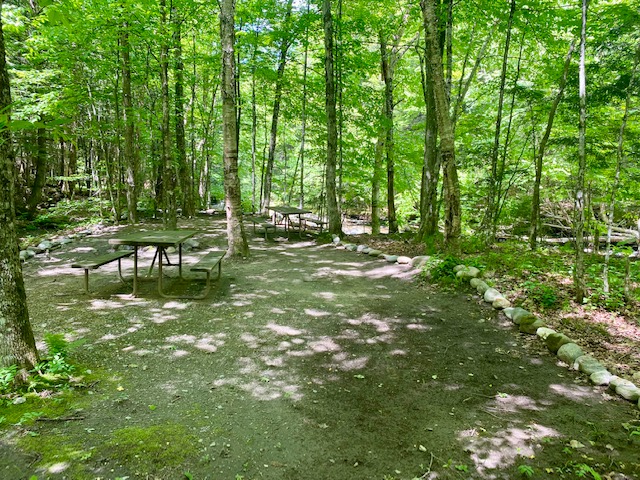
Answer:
xmin=108 ymin=229 xmax=199 ymax=247
xmin=267 ymin=205 xmax=312 ymax=215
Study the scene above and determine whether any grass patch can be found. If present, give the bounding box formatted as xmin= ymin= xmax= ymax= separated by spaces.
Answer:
xmin=103 ymin=424 xmax=197 ymax=474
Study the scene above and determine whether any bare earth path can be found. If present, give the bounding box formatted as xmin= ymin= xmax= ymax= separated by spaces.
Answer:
xmin=3 ymin=216 xmax=639 ymax=479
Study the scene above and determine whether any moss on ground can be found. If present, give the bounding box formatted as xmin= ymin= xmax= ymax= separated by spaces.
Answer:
xmin=103 ymin=423 xmax=197 ymax=474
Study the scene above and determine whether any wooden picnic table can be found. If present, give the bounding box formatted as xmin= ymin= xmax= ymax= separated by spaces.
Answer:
xmin=109 ymin=229 xmax=198 ymax=296
xmin=267 ymin=205 xmax=312 ymax=236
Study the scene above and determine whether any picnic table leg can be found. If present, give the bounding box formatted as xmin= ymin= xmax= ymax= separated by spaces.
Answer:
xmin=157 ymin=247 xmax=165 ymax=297
xmin=147 ymin=249 xmax=158 ymax=277
xmin=82 ymin=269 xmax=89 ymax=294
xmin=132 ymin=247 xmax=139 ymax=296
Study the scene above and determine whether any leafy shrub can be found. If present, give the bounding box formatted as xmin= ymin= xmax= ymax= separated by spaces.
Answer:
xmin=424 ymin=255 xmax=463 ymax=281
xmin=523 ymin=280 xmax=558 ymax=309
xmin=0 ymin=365 xmax=18 ymax=394
xmin=44 ymin=333 xmax=70 ymax=359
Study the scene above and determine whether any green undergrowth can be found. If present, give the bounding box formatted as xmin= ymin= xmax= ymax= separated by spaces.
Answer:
xmin=1 ymin=334 xmax=99 ymax=428
xmin=423 ymin=239 xmax=640 ymax=314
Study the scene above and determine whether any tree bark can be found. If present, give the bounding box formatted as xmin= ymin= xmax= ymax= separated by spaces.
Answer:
xmin=121 ymin=18 xmax=138 ymax=224
xmin=421 ymin=0 xmax=460 ymax=249
xmin=0 ymin=2 xmax=40 ymax=380
xmin=417 ymin=36 xmax=440 ymax=243
xmin=26 ymin=127 xmax=47 ymax=216
xmin=261 ymin=0 xmax=294 ymax=212
xmin=603 ymin=41 xmax=639 ymax=295
xmin=173 ymin=10 xmax=194 ymax=218
xmin=481 ymin=0 xmax=515 ymax=243
xmin=529 ymin=40 xmax=575 ymax=250
xmin=220 ymin=0 xmax=249 ymax=257
xmin=160 ymin=0 xmax=177 ymax=229
xmin=380 ymin=32 xmax=397 ymax=234
xmin=371 ymin=120 xmax=385 ymax=235
xmin=574 ymin=0 xmax=590 ymax=304
xmin=323 ymin=0 xmax=342 ymax=236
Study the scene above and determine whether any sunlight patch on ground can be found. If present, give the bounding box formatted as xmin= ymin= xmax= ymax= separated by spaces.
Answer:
xmin=548 ymin=383 xmax=600 ymax=402
xmin=308 ymin=337 xmax=341 ymax=353
xmin=313 ymin=291 xmax=337 ymax=300
xmin=304 ymin=308 xmax=332 ymax=317
xmin=212 ymin=357 xmax=304 ymax=401
xmin=461 ymin=423 xmax=560 ymax=472
xmin=48 ymin=462 xmax=69 ymax=474
xmin=89 ymin=298 xmax=148 ymax=310
xmin=265 ymin=323 xmax=305 ymax=336
xmin=364 ymin=265 xmax=409 ymax=280
xmin=164 ymin=333 xmax=226 ymax=353
xmin=485 ymin=394 xmax=548 ymax=414
xmin=160 ymin=301 xmax=189 ymax=310
xmin=148 ymin=311 xmax=179 ymax=324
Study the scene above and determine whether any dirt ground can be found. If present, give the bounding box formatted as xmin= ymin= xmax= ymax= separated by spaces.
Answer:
xmin=2 ymin=215 xmax=640 ymax=480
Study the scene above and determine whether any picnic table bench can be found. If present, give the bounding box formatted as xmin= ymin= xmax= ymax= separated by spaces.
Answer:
xmin=160 ymin=250 xmax=224 ymax=300
xmin=71 ymin=250 xmax=134 ymax=293
xmin=300 ymin=215 xmax=329 ymax=233
xmin=244 ymin=215 xmax=277 ymax=239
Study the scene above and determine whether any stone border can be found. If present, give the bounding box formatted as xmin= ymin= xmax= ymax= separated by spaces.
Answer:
xmin=332 ymin=236 xmax=640 ymax=411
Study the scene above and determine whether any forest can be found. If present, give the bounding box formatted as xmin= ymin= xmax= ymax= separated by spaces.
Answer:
xmin=2 ymin=1 xmax=640 ymax=477
xmin=0 ymin=0 xmax=636 ymax=248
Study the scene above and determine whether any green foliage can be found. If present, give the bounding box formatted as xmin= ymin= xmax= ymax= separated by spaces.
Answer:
xmin=425 ymin=255 xmax=463 ymax=281
xmin=43 ymin=333 xmax=70 ymax=359
xmin=0 ymin=365 xmax=19 ymax=394
xmin=517 ymin=464 xmax=535 ymax=478
xmin=522 ymin=280 xmax=559 ymax=309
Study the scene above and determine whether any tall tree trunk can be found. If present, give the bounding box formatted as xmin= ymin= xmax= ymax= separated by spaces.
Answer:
xmin=261 ymin=0 xmax=294 ymax=212
xmin=604 ymin=42 xmax=639 ymax=295
xmin=250 ymin=32 xmax=258 ymax=212
xmin=417 ymin=37 xmax=440 ymax=242
xmin=121 ymin=19 xmax=138 ymax=224
xmin=380 ymin=32 xmax=398 ymax=234
xmin=371 ymin=120 xmax=385 ymax=235
xmin=574 ymin=0 xmax=590 ymax=304
xmin=529 ymin=40 xmax=575 ymax=250
xmin=173 ymin=11 xmax=194 ymax=218
xmin=160 ymin=0 xmax=177 ymax=229
xmin=323 ymin=0 xmax=342 ymax=235
xmin=220 ymin=0 xmax=249 ymax=257
xmin=0 ymin=2 xmax=39 ymax=380
xmin=481 ymin=0 xmax=515 ymax=243
xmin=421 ymin=0 xmax=461 ymax=249
xmin=298 ymin=2 xmax=309 ymax=209
xmin=26 ymin=126 xmax=47 ymax=216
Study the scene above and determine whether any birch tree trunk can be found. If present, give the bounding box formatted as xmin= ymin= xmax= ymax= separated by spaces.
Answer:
xmin=574 ymin=0 xmax=590 ymax=304
xmin=421 ymin=0 xmax=461 ymax=249
xmin=0 ymin=1 xmax=40 ymax=380
xmin=323 ymin=0 xmax=342 ymax=236
xmin=220 ymin=0 xmax=249 ymax=257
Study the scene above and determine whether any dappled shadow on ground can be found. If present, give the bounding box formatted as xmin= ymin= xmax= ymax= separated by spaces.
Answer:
xmin=8 ymin=216 xmax=640 ymax=480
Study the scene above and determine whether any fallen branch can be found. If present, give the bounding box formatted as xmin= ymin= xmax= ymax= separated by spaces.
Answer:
xmin=36 ymin=416 xmax=85 ymax=422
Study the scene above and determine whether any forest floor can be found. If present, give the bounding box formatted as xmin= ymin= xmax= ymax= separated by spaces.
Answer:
xmin=1 ymin=214 xmax=640 ymax=480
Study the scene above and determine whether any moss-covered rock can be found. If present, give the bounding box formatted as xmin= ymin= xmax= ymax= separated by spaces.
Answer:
xmin=545 ymin=332 xmax=574 ymax=353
